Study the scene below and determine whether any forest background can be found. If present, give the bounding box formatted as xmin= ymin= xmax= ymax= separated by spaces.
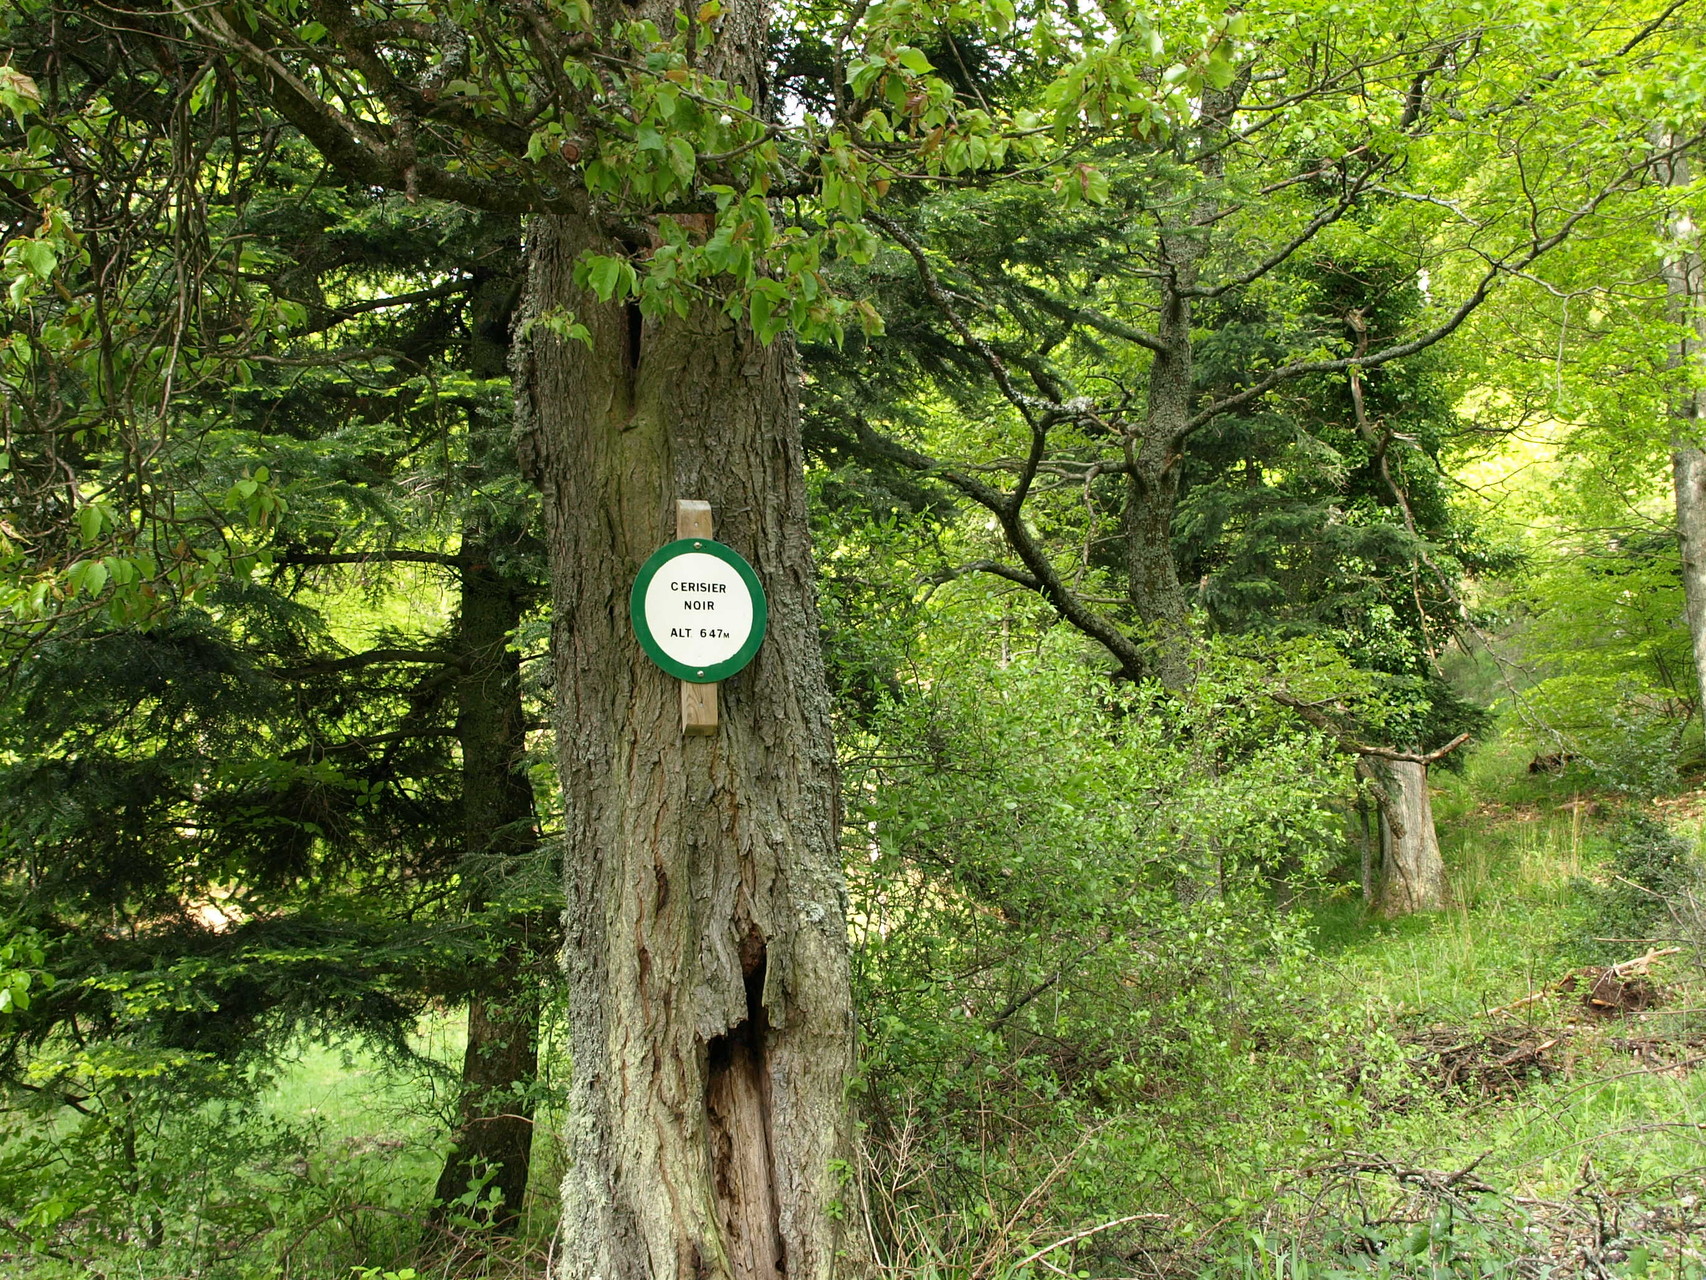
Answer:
xmin=2 ymin=0 xmax=1706 ymax=1275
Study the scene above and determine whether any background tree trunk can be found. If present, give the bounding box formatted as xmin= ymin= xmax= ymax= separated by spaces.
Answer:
xmin=1357 ymin=793 xmax=1376 ymax=904
xmin=1122 ymin=428 xmax=1191 ymax=688
xmin=1122 ymin=222 xmax=1202 ymax=691
xmin=516 ymin=212 xmax=859 ymax=1280
xmin=1371 ymin=759 xmax=1448 ymax=916
xmin=432 ymin=531 xmax=543 ymax=1226
xmin=1121 ymin=90 xmax=1238 ymax=689
xmin=1657 ymin=141 xmax=1706 ymax=704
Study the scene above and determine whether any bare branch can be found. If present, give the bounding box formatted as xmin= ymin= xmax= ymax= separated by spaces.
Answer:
xmin=270 ymin=647 xmax=459 ymax=678
xmin=928 ymin=559 xmax=1043 ymax=592
xmin=869 ymin=213 xmax=1063 ymax=442
xmin=277 ymin=549 xmax=468 ymax=568
xmin=164 ymin=0 xmax=562 ymax=214
xmin=851 ymin=420 xmax=1149 ymax=679
xmin=1012 ymin=287 xmax=1168 ymax=356
xmin=1189 ymin=133 xmax=1704 ymax=431
xmin=1185 ymin=160 xmax=1386 ymax=301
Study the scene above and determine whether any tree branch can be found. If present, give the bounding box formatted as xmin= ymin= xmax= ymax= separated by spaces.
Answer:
xmin=1013 ymin=287 xmax=1168 ymax=356
xmin=852 ymin=420 xmax=1149 ymax=680
xmin=869 ymin=213 xmax=1061 ymax=442
xmin=928 ymin=559 xmax=1043 ymax=592
xmin=278 ymin=550 xmax=467 ymax=568
xmin=1184 ymin=159 xmax=1385 ymax=300
xmin=1188 ymin=133 xmax=1703 ymax=432
xmin=1272 ymin=692 xmax=1470 ymax=763
xmin=270 ymin=648 xmax=460 ymax=678
xmin=302 ymin=278 xmax=479 ymax=334
xmin=164 ymin=0 xmax=562 ymax=214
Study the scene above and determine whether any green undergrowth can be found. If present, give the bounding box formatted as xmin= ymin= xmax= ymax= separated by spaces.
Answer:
xmin=1183 ymin=757 xmax=1706 ymax=1280
xmin=6 ymin=734 xmax=1705 ymax=1280
xmin=0 ymin=1016 xmax=565 ymax=1279
xmin=857 ymin=737 xmax=1706 ymax=1279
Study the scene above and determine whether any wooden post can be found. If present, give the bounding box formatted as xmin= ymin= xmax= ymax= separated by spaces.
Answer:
xmin=677 ymin=500 xmax=718 ymax=736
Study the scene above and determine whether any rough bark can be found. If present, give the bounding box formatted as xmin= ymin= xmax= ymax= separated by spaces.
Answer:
xmin=1674 ymin=446 xmax=1706 ymax=701
xmin=1123 ymin=400 xmax=1192 ymax=687
xmin=1657 ymin=141 xmax=1706 ymax=704
xmin=1120 ymin=90 xmax=1237 ymax=688
xmin=1370 ymin=758 xmax=1448 ymax=916
xmin=431 ymin=532 xmax=543 ymax=1226
xmin=1121 ymin=224 xmax=1199 ymax=689
xmin=1357 ymin=793 xmax=1376 ymax=905
xmin=510 ymin=2 xmax=860 ymax=1268
xmin=515 ymin=224 xmax=858 ymax=1280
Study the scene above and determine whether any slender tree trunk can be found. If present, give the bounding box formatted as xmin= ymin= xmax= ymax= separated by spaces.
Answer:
xmin=432 ymin=531 xmax=543 ymax=1225
xmin=515 ymin=220 xmax=858 ymax=1280
xmin=1657 ymin=141 xmax=1706 ymax=702
xmin=1122 ymin=89 xmax=1238 ymax=688
xmin=1122 ymin=420 xmax=1191 ymax=688
xmin=436 ymin=944 xmax=541 ymax=1221
xmin=1673 ymin=448 xmax=1706 ymax=700
xmin=1371 ymin=758 xmax=1448 ymax=916
xmin=1357 ymin=792 xmax=1375 ymax=904
xmin=1123 ymin=242 xmax=1197 ymax=690
xmin=433 ymin=242 xmax=546 ymax=1225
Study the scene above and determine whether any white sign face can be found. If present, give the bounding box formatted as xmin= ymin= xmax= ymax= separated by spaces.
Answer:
xmin=641 ymin=551 xmax=756 ymax=671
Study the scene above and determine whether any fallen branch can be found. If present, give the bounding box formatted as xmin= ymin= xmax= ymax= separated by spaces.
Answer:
xmin=1487 ymin=947 xmax=1683 ymax=1019
xmin=1321 ymin=1151 xmax=1496 ymax=1196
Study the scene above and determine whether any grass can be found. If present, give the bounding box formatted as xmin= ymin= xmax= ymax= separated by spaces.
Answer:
xmin=252 ymin=1014 xmax=569 ymax=1261
xmin=254 ymin=1031 xmax=450 ymax=1230
xmin=850 ymin=740 xmax=1706 ymax=1277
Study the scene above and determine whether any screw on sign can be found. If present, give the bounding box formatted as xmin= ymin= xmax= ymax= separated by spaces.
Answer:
xmin=630 ymin=510 xmax=768 ymax=734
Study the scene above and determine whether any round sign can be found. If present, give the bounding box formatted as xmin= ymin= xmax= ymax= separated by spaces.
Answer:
xmin=629 ymin=538 xmax=768 ymax=683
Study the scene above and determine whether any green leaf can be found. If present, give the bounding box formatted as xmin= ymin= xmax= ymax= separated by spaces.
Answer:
xmin=0 ymin=64 xmax=41 ymax=122
xmin=75 ymin=503 xmax=106 ymax=545
xmin=895 ymin=47 xmax=934 ymax=74
xmin=849 ymin=61 xmax=884 ymax=96
xmin=589 ymin=255 xmax=625 ymax=302
xmin=65 ymin=559 xmax=109 ymax=597
xmin=667 ymin=136 xmax=697 ymax=184
xmin=18 ymin=238 xmax=57 ymax=281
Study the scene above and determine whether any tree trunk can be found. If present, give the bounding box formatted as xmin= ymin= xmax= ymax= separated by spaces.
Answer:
xmin=1122 ymin=428 xmax=1191 ymax=688
xmin=516 ymin=216 xmax=859 ymax=1280
xmin=1357 ymin=792 xmax=1375 ymax=904
xmin=1123 ymin=229 xmax=1198 ymax=690
xmin=432 ymin=532 xmax=543 ymax=1226
xmin=1657 ymin=141 xmax=1706 ymax=704
xmin=1122 ymin=90 xmax=1237 ymax=688
xmin=435 ymin=947 xmax=540 ymax=1221
xmin=1371 ymin=758 xmax=1448 ymax=916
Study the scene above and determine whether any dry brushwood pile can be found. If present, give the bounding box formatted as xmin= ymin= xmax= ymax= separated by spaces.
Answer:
xmin=1485 ymin=947 xmax=1683 ymax=1021
xmin=1274 ymin=1152 xmax=1706 ymax=1280
xmin=1402 ymin=1027 xmax=1561 ymax=1098
xmin=1399 ymin=948 xmax=1699 ymax=1100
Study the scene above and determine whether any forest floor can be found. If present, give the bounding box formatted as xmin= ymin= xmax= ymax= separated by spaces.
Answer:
xmin=6 ymin=744 xmax=1706 ymax=1279
xmin=1230 ymin=755 xmax=1706 ymax=1280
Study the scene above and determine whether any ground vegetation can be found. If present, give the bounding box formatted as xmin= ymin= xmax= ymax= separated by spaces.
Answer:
xmin=1 ymin=0 xmax=1706 ymax=1276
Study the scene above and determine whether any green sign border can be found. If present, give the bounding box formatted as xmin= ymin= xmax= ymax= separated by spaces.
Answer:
xmin=630 ymin=538 xmax=768 ymax=683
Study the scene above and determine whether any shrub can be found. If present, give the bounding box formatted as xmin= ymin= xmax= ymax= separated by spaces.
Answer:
xmin=844 ymin=650 xmax=1358 ymax=1267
